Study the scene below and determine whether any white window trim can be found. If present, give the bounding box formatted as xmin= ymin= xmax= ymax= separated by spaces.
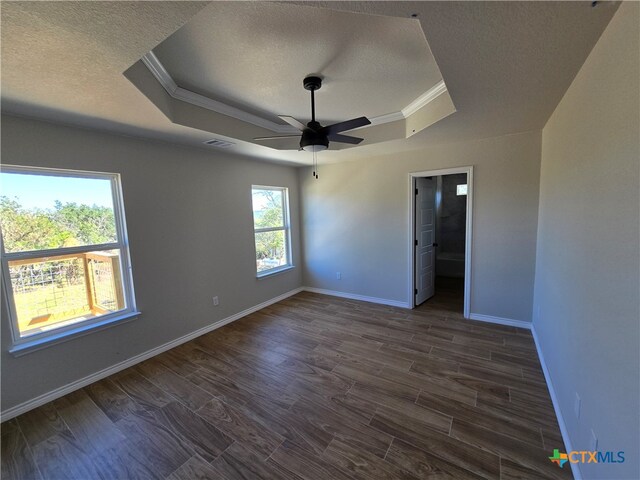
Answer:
xmin=251 ymin=185 xmax=293 ymax=278
xmin=1 ymin=165 xmax=139 ymax=354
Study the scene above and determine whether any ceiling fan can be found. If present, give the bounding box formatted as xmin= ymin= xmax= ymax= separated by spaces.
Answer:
xmin=254 ymin=76 xmax=371 ymax=152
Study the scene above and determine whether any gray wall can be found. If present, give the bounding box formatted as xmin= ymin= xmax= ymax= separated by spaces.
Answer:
xmin=300 ymin=130 xmax=541 ymax=321
xmin=0 ymin=115 xmax=302 ymax=412
xmin=533 ymin=3 xmax=639 ymax=479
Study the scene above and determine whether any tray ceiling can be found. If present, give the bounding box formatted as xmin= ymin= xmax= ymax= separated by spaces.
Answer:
xmin=128 ymin=1 xmax=454 ymax=152
xmin=1 ymin=1 xmax=620 ymax=165
xmin=152 ymin=2 xmax=442 ymax=124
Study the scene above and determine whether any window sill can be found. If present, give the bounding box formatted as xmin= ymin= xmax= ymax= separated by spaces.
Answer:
xmin=9 ymin=311 xmax=141 ymax=357
xmin=256 ymin=265 xmax=295 ymax=279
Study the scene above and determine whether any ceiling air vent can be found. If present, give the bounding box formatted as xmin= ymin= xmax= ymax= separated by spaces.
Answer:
xmin=203 ymin=138 xmax=235 ymax=148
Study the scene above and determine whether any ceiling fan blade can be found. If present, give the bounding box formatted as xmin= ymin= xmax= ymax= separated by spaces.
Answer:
xmin=278 ymin=115 xmax=306 ymax=131
xmin=327 ymin=133 xmax=364 ymax=145
xmin=254 ymin=135 xmax=301 ymax=141
xmin=323 ymin=116 xmax=371 ymax=135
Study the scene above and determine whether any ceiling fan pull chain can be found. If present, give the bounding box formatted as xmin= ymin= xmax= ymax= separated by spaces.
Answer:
xmin=312 ymin=150 xmax=317 ymax=179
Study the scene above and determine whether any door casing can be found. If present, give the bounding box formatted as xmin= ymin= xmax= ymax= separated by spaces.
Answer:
xmin=408 ymin=166 xmax=473 ymax=317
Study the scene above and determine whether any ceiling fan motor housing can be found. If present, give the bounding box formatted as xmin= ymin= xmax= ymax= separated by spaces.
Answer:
xmin=303 ymin=76 xmax=322 ymax=91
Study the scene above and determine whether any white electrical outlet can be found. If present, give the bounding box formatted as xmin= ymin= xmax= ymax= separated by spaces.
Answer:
xmin=590 ymin=429 xmax=598 ymax=451
xmin=336 ymin=272 xmax=341 ymax=280
xmin=574 ymin=393 xmax=581 ymax=419
xmin=213 ymin=296 xmax=219 ymax=306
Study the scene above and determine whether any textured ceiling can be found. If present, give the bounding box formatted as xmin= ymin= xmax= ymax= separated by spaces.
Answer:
xmin=295 ymin=1 xmax=621 ymax=149
xmin=153 ymin=2 xmax=441 ymax=123
xmin=1 ymin=1 xmax=620 ymax=165
xmin=0 ymin=1 xmax=215 ymax=154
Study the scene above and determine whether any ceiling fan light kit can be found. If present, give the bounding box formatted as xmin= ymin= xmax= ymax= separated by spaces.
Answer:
xmin=300 ymin=125 xmax=328 ymax=152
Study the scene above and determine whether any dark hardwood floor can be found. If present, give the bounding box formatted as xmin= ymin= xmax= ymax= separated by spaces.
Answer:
xmin=1 ymin=289 xmax=571 ymax=479
xmin=416 ymin=276 xmax=466 ymax=316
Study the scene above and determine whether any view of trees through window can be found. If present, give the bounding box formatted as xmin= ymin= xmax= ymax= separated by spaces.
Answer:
xmin=0 ymin=196 xmax=117 ymax=253
xmin=252 ymin=187 xmax=290 ymax=273
xmin=1 ymin=170 xmax=128 ymax=338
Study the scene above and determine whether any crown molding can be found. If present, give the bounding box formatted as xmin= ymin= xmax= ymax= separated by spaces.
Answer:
xmin=142 ymin=51 xmax=448 ymax=134
xmin=141 ymin=51 xmax=178 ymax=94
xmin=142 ymin=52 xmax=297 ymax=133
xmin=368 ymin=111 xmax=405 ymax=126
xmin=401 ymin=80 xmax=447 ymax=117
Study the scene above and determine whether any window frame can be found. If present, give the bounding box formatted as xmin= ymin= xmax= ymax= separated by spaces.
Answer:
xmin=251 ymin=185 xmax=293 ymax=278
xmin=0 ymin=165 xmax=138 ymax=353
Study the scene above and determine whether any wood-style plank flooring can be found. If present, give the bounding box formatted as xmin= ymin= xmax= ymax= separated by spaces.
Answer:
xmin=1 ymin=284 xmax=571 ymax=479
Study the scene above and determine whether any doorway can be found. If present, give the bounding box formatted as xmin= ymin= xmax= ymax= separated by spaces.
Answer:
xmin=409 ymin=167 xmax=473 ymax=317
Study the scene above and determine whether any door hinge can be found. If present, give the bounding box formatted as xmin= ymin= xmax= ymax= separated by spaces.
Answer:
xmin=415 ymin=188 xmax=418 ymax=195
xmin=415 ymin=239 xmax=418 ymax=246
xmin=415 ymin=288 xmax=418 ymax=294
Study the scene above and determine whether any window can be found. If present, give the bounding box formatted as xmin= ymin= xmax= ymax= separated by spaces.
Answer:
xmin=0 ymin=166 xmax=137 ymax=350
xmin=251 ymin=186 xmax=292 ymax=276
xmin=457 ymin=184 xmax=468 ymax=196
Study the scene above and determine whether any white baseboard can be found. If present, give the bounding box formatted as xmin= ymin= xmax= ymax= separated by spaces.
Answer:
xmin=468 ymin=313 xmax=532 ymax=330
xmin=0 ymin=287 xmax=304 ymax=422
xmin=303 ymin=286 xmax=411 ymax=309
xmin=531 ymin=324 xmax=582 ymax=480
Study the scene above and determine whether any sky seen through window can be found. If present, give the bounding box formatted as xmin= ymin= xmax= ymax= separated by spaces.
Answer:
xmin=0 ymin=172 xmax=114 ymax=209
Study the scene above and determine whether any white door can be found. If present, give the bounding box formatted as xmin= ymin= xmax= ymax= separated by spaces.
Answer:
xmin=415 ymin=177 xmax=436 ymax=305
